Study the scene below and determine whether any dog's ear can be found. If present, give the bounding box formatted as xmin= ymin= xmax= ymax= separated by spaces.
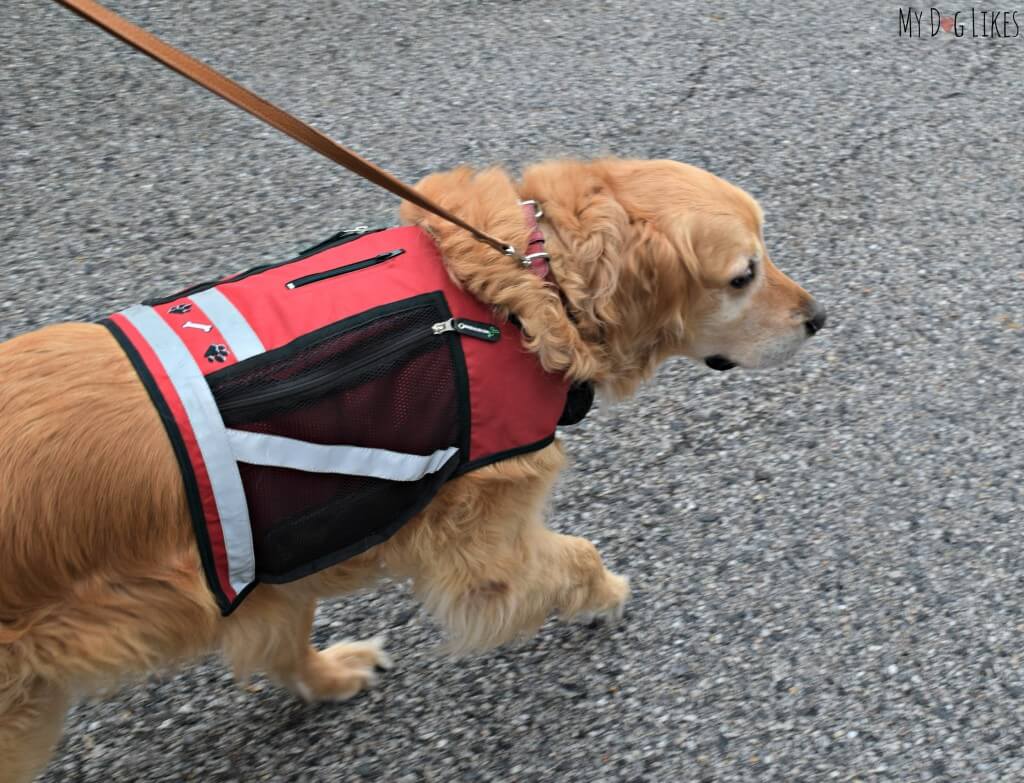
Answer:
xmin=655 ymin=215 xmax=702 ymax=283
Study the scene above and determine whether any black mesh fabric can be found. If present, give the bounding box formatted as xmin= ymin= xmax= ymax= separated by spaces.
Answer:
xmin=240 ymin=463 xmax=457 ymax=578
xmin=213 ymin=305 xmax=458 ymax=453
xmin=208 ymin=298 xmax=463 ymax=581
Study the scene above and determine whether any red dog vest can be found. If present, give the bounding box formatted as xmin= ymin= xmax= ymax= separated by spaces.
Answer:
xmin=102 ymin=226 xmax=576 ymax=614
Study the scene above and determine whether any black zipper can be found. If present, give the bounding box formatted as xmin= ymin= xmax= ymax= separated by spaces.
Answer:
xmin=285 ymin=249 xmax=404 ymax=290
xmin=143 ymin=226 xmax=385 ymax=306
xmin=214 ymin=320 xmax=445 ymax=424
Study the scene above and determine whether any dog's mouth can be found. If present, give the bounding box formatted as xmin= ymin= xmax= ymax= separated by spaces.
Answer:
xmin=704 ymin=355 xmax=738 ymax=372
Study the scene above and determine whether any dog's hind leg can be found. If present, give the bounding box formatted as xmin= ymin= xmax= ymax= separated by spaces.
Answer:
xmin=221 ymin=587 xmax=391 ymax=703
xmin=0 ymin=680 xmax=69 ymax=783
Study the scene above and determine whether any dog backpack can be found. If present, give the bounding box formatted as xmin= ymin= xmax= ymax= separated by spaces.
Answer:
xmin=102 ymin=226 xmax=589 ymax=614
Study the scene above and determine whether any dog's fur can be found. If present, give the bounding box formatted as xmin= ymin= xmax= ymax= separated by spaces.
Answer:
xmin=0 ymin=159 xmax=820 ymax=781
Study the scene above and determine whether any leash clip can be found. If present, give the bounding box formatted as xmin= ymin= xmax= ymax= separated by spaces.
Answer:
xmin=503 ymin=245 xmax=541 ymax=269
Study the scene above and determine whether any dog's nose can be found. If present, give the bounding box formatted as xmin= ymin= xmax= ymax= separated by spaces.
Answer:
xmin=805 ymin=300 xmax=827 ymax=336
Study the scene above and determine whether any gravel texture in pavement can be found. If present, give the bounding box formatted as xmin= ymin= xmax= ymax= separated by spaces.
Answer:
xmin=3 ymin=1 xmax=1023 ymax=781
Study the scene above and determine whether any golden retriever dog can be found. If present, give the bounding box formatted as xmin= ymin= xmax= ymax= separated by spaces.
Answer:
xmin=0 ymin=158 xmax=825 ymax=781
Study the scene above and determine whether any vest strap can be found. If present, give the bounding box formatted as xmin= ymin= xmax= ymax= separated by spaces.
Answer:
xmin=119 ymin=305 xmax=257 ymax=595
xmin=190 ymin=288 xmax=265 ymax=361
xmin=225 ymin=430 xmax=459 ymax=483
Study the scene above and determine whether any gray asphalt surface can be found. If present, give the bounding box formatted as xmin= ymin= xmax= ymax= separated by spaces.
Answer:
xmin=3 ymin=1 xmax=1023 ymax=781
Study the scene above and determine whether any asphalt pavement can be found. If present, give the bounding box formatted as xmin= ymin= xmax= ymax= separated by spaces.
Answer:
xmin=2 ymin=1 xmax=1023 ymax=781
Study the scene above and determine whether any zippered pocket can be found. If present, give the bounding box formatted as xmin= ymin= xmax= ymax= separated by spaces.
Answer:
xmin=209 ymin=297 xmax=498 ymax=427
xmin=144 ymin=226 xmax=385 ymax=306
xmin=214 ymin=306 xmax=444 ymax=424
xmin=285 ymin=249 xmax=404 ymax=290
xmin=208 ymin=294 xmax=460 ymax=424
xmin=204 ymin=293 xmax=474 ymax=582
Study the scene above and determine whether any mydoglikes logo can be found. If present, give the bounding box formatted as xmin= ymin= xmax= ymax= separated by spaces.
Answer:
xmin=899 ymin=7 xmax=1023 ymax=36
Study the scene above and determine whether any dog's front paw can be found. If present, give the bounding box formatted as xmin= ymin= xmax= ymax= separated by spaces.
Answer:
xmin=570 ymin=571 xmax=631 ymax=626
xmin=297 ymin=636 xmax=393 ymax=702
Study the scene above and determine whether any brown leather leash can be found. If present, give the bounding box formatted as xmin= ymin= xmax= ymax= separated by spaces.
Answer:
xmin=52 ymin=0 xmax=526 ymax=263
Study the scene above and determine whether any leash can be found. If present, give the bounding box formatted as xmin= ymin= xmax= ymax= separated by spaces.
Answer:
xmin=52 ymin=0 xmax=531 ymax=266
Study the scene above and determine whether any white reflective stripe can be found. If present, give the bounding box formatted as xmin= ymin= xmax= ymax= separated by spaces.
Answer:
xmin=120 ymin=305 xmax=256 ymax=595
xmin=225 ymin=428 xmax=459 ymax=482
xmin=190 ymin=287 xmax=265 ymax=361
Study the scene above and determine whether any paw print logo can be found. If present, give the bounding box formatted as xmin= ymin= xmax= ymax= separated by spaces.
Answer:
xmin=204 ymin=344 xmax=230 ymax=363
xmin=168 ymin=303 xmax=192 ymax=314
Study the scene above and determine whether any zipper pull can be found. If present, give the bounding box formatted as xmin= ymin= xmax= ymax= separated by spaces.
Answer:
xmin=433 ymin=317 xmax=502 ymax=342
xmin=349 ymin=225 xmax=370 ymax=234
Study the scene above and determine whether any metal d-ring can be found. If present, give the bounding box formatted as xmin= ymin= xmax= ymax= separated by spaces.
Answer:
xmin=521 ymin=251 xmax=550 ymax=268
xmin=519 ymin=199 xmax=544 ymax=219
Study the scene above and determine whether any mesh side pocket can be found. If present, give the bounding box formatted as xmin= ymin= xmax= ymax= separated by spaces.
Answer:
xmin=241 ymin=463 xmax=457 ymax=579
xmin=209 ymin=295 xmax=466 ymax=581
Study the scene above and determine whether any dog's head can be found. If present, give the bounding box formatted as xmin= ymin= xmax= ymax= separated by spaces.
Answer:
xmin=520 ymin=159 xmax=825 ymax=395
xmin=402 ymin=159 xmax=825 ymax=398
xmin=597 ymin=159 xmax=825 ymax=374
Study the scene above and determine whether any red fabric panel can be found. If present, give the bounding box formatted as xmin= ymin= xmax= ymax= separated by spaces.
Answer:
xmin=222 ymin=227 xmax=449 ymax=351
xmin=213 ymin=226 xmax=568 ymax=463
xmin=461 ymin=312 xmax=569 ymax=463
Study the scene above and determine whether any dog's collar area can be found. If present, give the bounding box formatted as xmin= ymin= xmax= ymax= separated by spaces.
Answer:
xmin=515 ymin=199 xmax=590 ymax=331
xmin=518 ymin=200 xmax=551 ymax=279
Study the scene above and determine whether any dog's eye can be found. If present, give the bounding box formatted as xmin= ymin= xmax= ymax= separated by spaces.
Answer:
xmin=729 ymin=261 xmax=756 ymax=289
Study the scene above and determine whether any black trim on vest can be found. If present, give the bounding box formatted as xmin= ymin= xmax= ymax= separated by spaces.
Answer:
xmin=455 ymin=433 xmax=558 ymax=475
xmin=99 ymin=318 xmax=237 ymax=614
xmin=447 ymin=322 xmax=473 ymax=469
